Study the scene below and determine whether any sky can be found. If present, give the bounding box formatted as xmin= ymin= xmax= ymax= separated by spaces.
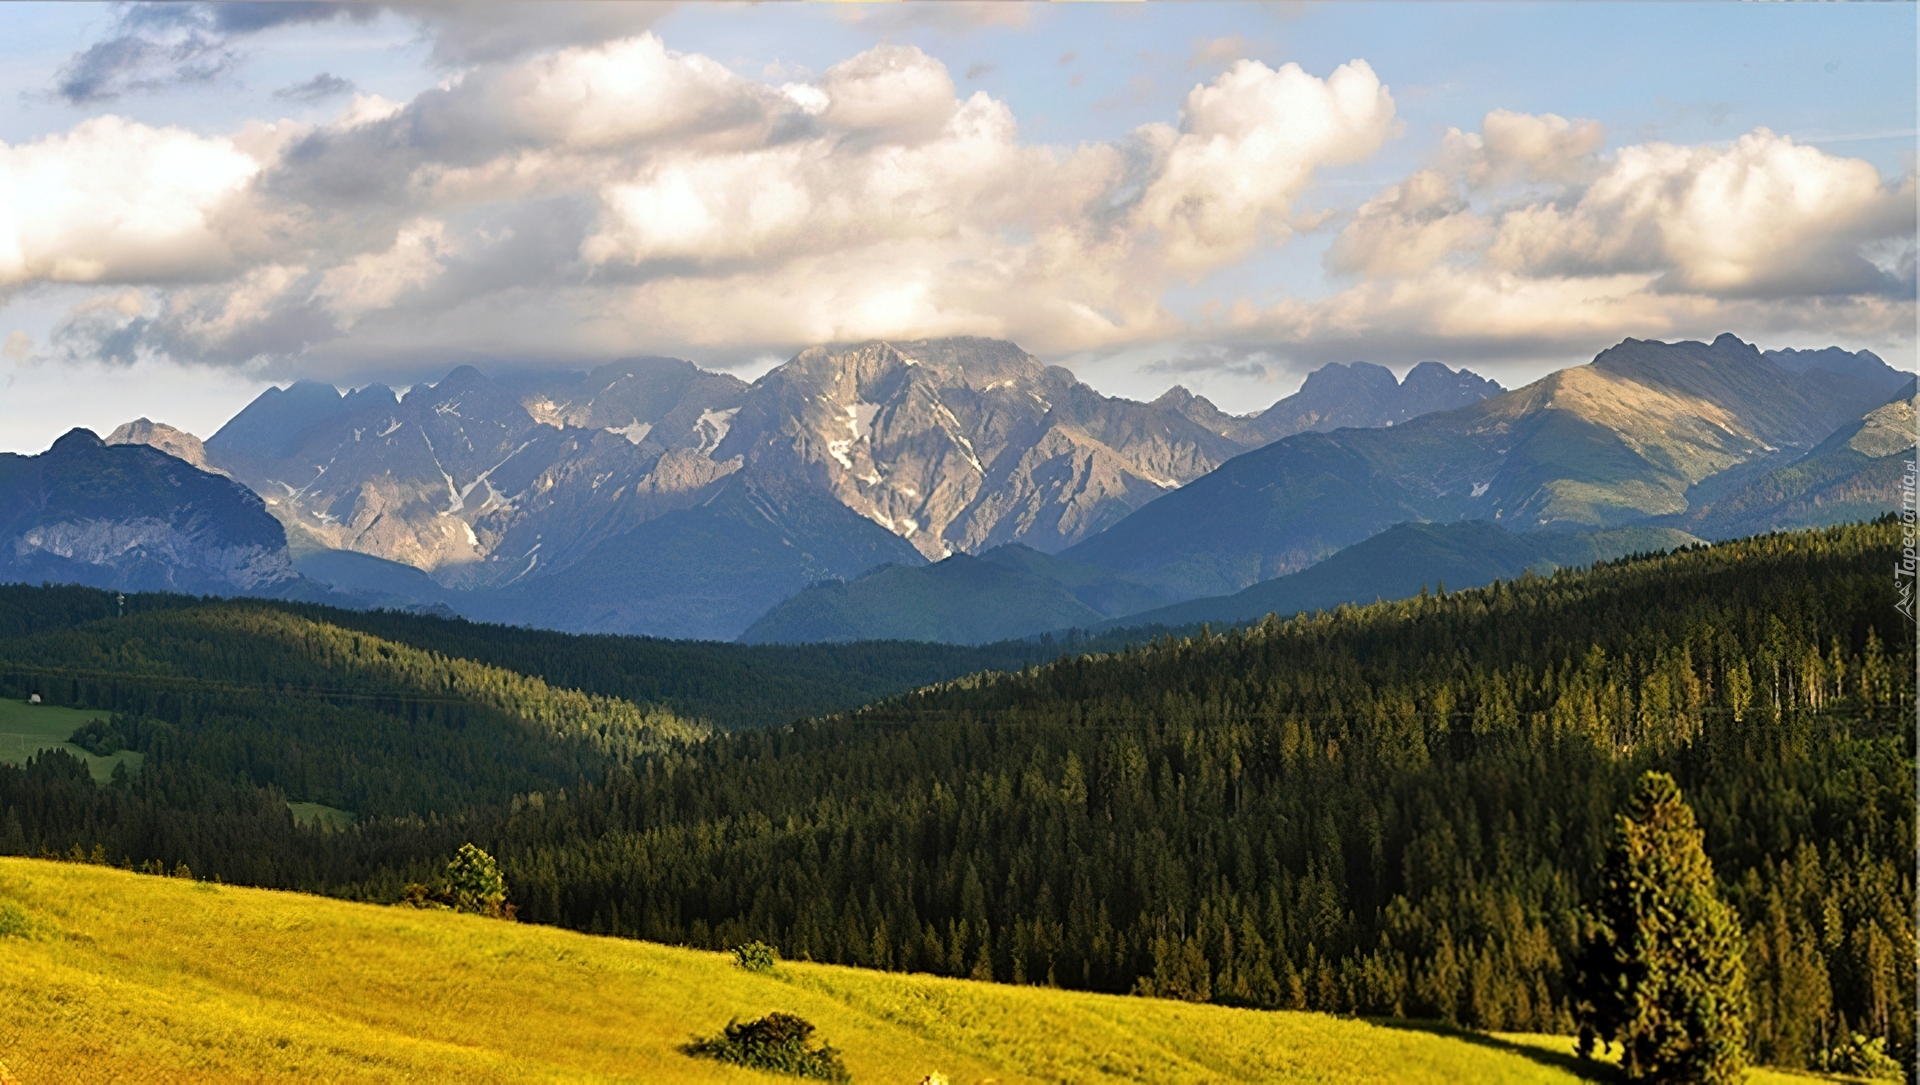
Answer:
xmin=0 ymin=0 xmax=1914 ymax=453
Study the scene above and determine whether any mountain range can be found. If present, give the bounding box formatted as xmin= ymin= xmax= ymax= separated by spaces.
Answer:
xmin=1061 ymin=334 xmax=1911 ymax=599
xmin=29 ymin=333 xmax=1914 ymax=644
xmin=108 ymin=339 xmax=1497 ymax=636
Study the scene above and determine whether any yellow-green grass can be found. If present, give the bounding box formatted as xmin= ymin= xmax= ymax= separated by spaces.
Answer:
xmin=0 ymin=698 xmax=138 ymax=785
xmin=1487 ymin=1032 xmax=1868 ymax=1085
xmin=0 ymin=857 xmax=1834 ymax=1085
xmin=286 ymin=801 xmax=356 ymax=829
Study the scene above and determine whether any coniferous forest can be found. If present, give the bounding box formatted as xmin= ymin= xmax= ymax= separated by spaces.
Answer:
xmin=0 ymin=519 xmax=1911 ymax=1074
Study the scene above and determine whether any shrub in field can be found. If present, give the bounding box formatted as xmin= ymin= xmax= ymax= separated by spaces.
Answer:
xmin=1823 ymin=1033 xmax=1905 ymax=1081
xmin=66 ymin=718 xmax=123 ymax=757
xmin=686 ymin=1012 xmax=850 ymax=1082
xmin=733 ymin=940 xmax=779 ymax=972
xmin=400 ymin=844 xmax=515 ymax=919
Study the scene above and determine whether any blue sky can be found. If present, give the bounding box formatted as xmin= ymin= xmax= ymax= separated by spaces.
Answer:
xmin=0 ymin=1 xmax=1913 ymax=451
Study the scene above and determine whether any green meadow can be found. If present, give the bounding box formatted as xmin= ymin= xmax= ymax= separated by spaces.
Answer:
xmin=0 ymin=698 xmax=136 ymax=785
xmin=0 ymin=858 xmax=1856 ymax=1085
xmin=285 ymin=801 xmax=356 ymax=829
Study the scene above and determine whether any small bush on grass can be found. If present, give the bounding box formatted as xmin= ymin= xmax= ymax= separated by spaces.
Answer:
xmin=734 ymin=940 xmax=779 ymax=972
xmin=399 ymin=843 xmax=515 ymax=919
xmin=67 ymin=718 xmax=124 ymax=757
xmin=1822 ymin=1033 xmax=1905 ymax=1081
xmin=686 ymin=1012 xmax=850 ymax=1082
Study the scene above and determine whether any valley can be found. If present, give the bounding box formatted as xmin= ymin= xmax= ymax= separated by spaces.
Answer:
xmin=0 ymin=332 xmax=1910 ymax=1084
xmin=0 ymin=522 xmax=1908 ymax=1079
xmin=2 ymin=7 xmax=1911 ymax=1080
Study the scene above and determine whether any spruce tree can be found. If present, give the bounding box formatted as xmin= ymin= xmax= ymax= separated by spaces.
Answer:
xmin=1576 ymin=771 xmax=1749 ymax=1083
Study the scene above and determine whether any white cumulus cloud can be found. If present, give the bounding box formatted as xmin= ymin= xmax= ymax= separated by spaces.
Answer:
xmin=10 ymin=36 xmax=1910 ymax=383
xmin=1239 ymin=114 xmax=1916 ymax=372
xmin=0 ymin=117 xmax=260 ymax=287
xmin=1135 ymin=59 xmax=1397 ymax=271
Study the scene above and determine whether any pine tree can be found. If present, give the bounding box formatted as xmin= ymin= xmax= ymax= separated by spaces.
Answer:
xmin=1576 ymin=772 xmax=1749 ymax=1083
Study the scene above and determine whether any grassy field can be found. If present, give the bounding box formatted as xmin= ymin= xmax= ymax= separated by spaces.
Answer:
xmin=286 ymin=801 xmax=356 ymax=829
xmin=0 ymin=858 xmax=1851 ymax=1085
xmin=0 ymin=699 xmax=138 ymax=785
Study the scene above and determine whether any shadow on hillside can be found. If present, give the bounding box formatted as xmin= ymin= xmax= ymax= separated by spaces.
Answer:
xmin=1371 ymin=1019 xmax=1623 ymax=1082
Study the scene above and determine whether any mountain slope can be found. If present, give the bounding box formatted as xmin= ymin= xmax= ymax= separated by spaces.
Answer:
xmin=1682 ymin=385 xmax=1917 ymax=539
xmin=1099 ymin=520 xmax=1702 ymax=631
xmin=290 ymin=547 xmax=461 ymax=609
xmin=739 ymin=555 xmax=1105 ymax=646
xmin=0 ymin=429 xmax=295 ymax=595
xmin=1062 ymin=334 xmax=1905 ymax=599
xmin=0 ymin=858 xmax=1619 ymax=1085
xmin=738 ymin=543 xmax=1172 ymax=645
xmin=0 ymin=580 xmax=1057 ymax=734
xmin=716 ymin=338 xmax=1250 ymax=559
xmin=469 ymin=471 xmax=928 ymax=640
xmin=2 ymin=525 xmax=1906 ymax=1072
xmin=0 ymin=593 xmax=701 ymax=815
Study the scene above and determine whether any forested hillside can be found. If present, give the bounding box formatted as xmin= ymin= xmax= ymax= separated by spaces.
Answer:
xmin=0 ymin=584 xmax=1050 ymax=731
xmin=479 ymin=520 xmax=1913 ymax=1073
xmin=0 ymin=521 xmax=1909 ymax=1074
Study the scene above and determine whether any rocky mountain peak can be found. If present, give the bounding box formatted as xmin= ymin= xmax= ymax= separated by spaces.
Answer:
xmin=105 ymin=418 xmax=217 ymax=473
xmin=206 ymin=379 xmax=346 ymax=462
xmin=49 ymin=427 xmax=105 ymax=452
xmin=727 ymin=336 xmax=1241 ymax=559
xmin=1250 ymin=359 xmax=1503 ymax=442
xmin=1399 ymin=361 xmax=1503 ymax=407
xmin=1588 ymin=333 xmax=1881 ymax=447
xmin=1 ymin=429 xmax=294 ymax=594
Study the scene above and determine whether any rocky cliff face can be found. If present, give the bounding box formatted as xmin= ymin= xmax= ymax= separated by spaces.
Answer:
xmin=716 ymin=338 xmax=1249 ymax=559
xmin=203 ymin=338 xmax=1330 ymax=583
xmin=191 ymin=338 xmax=1505 ymax=634
xmin=105 ymin=419 xmax=222 ymax=474
xmin=204 ymin=361 xmax=746 ymax=587
xmin=0 ymin=429 xmax=295 ymax=594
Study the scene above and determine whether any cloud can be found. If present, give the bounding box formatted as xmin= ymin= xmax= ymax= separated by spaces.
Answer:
xmin=1444 ymin=109 xmax=1605 ymax=188
xmin=25 ymin=37 xmax=1395 ymax=374
xmin=828 ymin=2 xmax=1031 ymax=34
xmin=1186 ymin=35 xmax=1248 ymax=69
xmin=1325 ymin=168 xmax=1486 ymax=277
xmin=1236 ymin=114 xmax=1916 ymax=369
xmin=817 ymin=44 xmax=958 ymax=143
xmin=1141 ymin=345 xmax=1279 ymax=382
xmin=49 ymin=2 xmax=658 ymax=106
xmin=401 ymin=2 xmax=670 ymax=66
xmin=1486 ymin=128 xmax=1914 ymax=298
xmin=52 ymin=2 xmax=365 ymax=104
xmin=1133 ymin=59 xmax=1397 ymax=271
xmin=0 ymin=116 xmax=261 ymax=287
xmin=54 ymin=27 xmax=241 ymax=104
xmin=274 ymin=72 xmax=356 ymax=102
xmin=47 ymin=289 xmax=158 ymax=367
xmin=19 ymin=36 xmax=1911 ymax=382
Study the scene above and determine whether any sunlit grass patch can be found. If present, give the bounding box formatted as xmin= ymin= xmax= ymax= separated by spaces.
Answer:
xmin=0 ymin=698 xmax=137 ymax=785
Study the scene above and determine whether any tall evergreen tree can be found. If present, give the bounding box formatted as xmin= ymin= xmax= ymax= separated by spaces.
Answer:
xmin=1577 ymin=772 xmax=1749 ymax=1083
